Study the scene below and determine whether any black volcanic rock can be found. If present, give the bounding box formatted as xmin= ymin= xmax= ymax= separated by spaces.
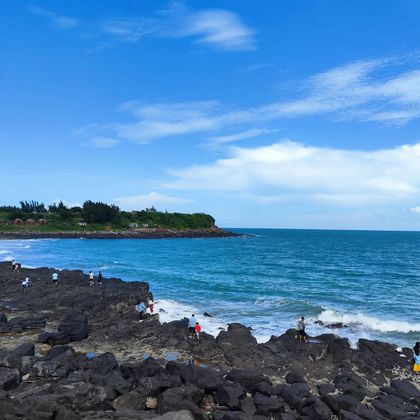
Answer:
xmin=0 ymin=262 xmax=418 ymax=419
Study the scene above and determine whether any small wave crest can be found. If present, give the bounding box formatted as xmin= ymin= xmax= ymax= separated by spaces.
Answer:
xmin=0 ymin=250 xmax=12 ymax=255
xmin=154 ymin=299 xmax=227 ymax=337
xmin=318 ymin=309 xmax=420 ymax=333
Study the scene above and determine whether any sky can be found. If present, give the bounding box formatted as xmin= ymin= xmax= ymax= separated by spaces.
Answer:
xmin=2 ymin=0 xmax=420 ymax=230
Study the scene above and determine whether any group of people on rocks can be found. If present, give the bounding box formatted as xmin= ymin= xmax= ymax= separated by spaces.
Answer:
xmin=17 ymin=264 xmax=105 ymax=290
xmin=295 ymin=316 xmax=308 ymax=342
xmin=11 ymin=260 xmax=21 ymax=272
xmin=188 ymin=313 xmax=201 ymax=341
xmin=88 ymin=271 xmax=103 ymax=286
xmin=136 ymin=299 xmax=155 ymax=320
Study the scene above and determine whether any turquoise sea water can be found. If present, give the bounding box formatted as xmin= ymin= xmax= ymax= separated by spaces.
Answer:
xmin=1 ymin=229 xmax=419 ymax=347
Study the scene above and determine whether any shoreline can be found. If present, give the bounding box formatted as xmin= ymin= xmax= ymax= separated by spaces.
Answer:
xmin=0 ymin=227 xmax=241 ymax=240
xmin=0 ymin=262 xmax=419 ymax=418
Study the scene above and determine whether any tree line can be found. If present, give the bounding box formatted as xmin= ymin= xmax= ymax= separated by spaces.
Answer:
xmin=0 ymin=200 xmax=216 ymax=229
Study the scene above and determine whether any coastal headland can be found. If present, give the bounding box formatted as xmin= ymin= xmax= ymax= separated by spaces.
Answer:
xmin=0 ymin=262 xmax=418 ymax=419
xmin=0 ymin=227 xmax=241 ymax=240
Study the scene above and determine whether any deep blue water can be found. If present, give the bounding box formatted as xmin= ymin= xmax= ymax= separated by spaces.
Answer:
xmin=1 ymin=229 xmax=419 ymax=347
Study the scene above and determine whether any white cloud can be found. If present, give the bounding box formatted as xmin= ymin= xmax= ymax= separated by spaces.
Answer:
xmin=115 ymin=192 xmax=192 ymax=210
xmin=181 ymin=10 xmax=255 ymax=50
xmin=77 ymin=56 xmax=420 ymax=146
xmin=206 ymin=129 xmax=280 ymax=149
xmin=411 ymin=206 xmax=420 ymax=215
xmin=86 ymin=4 xmax=256 ymax=51
xmin=29 ymin=6 xmax=80 ymax=29
xmin=165 ymin=140 xmax=420 ymax=207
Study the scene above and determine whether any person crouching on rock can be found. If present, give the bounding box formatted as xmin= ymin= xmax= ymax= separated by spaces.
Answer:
xmin=21 ymin=277 xmax=30 ymax=291
xmin=52 ymin=271 xmax=58 ymax=286
xmin=297 ymin=316 xmax=308 ymax=343
xmin=413 ymin=342 xmax=420 ymax=374
xmin=188 ymin=314 xmax=197 ymax=339
xmin=136 ymin=301 xmax=146 ymax=321
xmin=195 ymin=322 xmax=201 ymax=341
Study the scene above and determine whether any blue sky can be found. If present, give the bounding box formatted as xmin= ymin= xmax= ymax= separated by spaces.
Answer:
xmin=2 ymin=0 xmax=420 ymax=230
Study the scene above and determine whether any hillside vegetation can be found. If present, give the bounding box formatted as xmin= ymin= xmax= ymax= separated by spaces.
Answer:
xmin=0 ymin=200 xmax=216 ymax=232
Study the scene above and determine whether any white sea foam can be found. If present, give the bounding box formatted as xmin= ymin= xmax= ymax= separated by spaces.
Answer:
xmin=154 ymin=299 xmax=227 ymax=337
xmin=318 ymin=309 xmax=420 ymax=333
xmin=2 ymin=256 xmax=14 ymax=262
xmin=0 ymin=250 xmax=12 ymax=255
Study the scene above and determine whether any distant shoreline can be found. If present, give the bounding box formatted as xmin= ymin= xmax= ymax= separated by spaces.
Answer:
xmin=0 ymin=227 xmax=242 ymax=240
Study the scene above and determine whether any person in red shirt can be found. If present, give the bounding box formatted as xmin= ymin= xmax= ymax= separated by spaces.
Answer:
xmin=195 ymin=322 xmax=202 ymax=341
xmin=148 ymin=299 xmax=154 ymax=314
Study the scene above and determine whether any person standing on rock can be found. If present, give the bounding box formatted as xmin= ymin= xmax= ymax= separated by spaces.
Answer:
xmin=195 ymin=322 xmax=201 ymax=341
xmin=136 ymin=301 xmax=146 ymax=320
xmin=89 ymin=271 xmax=94 ymax=286
xmin=97 ymin=271 xmax=103 ymax=286
xmin=188 ymin=314 xmax=197 ymax=339
xmin=52 ymin=271 xmax=58 ymax=286
xmin=413 ymin=343 xmax=420 ymax=374
xmin=148 ymin=299 xmax=154 ymax=314
xmin=297 ymin=316 xmax=308 ymax=343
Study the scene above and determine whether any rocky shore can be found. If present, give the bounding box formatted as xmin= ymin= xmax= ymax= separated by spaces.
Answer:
xmin=0 ymin=228 xmax=241 ymax=241
xmin=0 ymin=262 xmax=418 ymax=419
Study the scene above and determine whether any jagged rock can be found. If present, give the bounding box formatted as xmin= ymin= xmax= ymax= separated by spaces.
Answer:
xmin=135 ymin=376 xmax=164 ymax=397
xmin=0 ymin=367 xmax=20 ymax=390
xmin=213 ymin=411 xmax=249 ymax=420
xmin=253 ymin=392 xmax=286 ymax=417
xmin=0 ymin=313 xmax=7 ymax=324
xmin=371 ymin=394 xmax=418 ymax=418
xmin=299 ymin=395 xmax=333 ymax=419
xmin=25 ymin=395 xmax=59 ymax=419
xmin=215 ymin=383 xmax=246 ymax=410
xmin=225 ymin=369 xmax=272 ymax=394
xmin=112 ymin=390 xmax=147 ymax=411
xmin=274 ymin=382 xmax=311 ymax=409
xmin=154 ymin=410 xmax=195 ymax=420
xmin=203 ymin=312 xmax=212 ymax=317
xmin=121 ymin=358 xmax=164 ymax=383
xmin=12 ymin=342 xmax=35 ymax=357
xmin=158 ymin=386 xmax=204 ymax=418
xmin=285 ymin=371 xmax=306 ymax=384
xmin=57 ymin=383 xmax=107 ymax=410
xmin=32 ymin=359 xmax=68 ymax=378
xmin=0 ymin=316 xmax=46 ymax=333
xmin=317 ymin=383 xmax=336 ymax=396
xmin=172 ymin=363 xmax=225 ymax=392
xmin=48 ymin=313 xmax=89 ymax=345
xmin=389 ymin=379 xmax=420 ymax=400
xmin=335 ymin=394 xmax=379 ymax=419
xmin=338 ymin=409 xmax=364 ymax=420
xmin=47 ymin=345 xmax=75 ymax=360
xmin=239 ymin=396 xmax=257 ymax=416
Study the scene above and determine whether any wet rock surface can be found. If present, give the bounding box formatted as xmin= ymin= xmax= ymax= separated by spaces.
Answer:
xmin=0 ymin=261 xmax=419 ymax=419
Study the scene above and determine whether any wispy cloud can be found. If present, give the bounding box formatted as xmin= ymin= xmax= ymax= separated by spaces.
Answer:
xmin=205 ymin=129 xmax=280 ymax=150
xmin=411 ymin=206 xmax=420 ymax=215
xmin=115 ymin=192 xmax=192 ymax=210
xmin=30 ymin=3 xmax=256 ymax=52
xmin=76 ymin=56 xmax=420 ymax=146
xmin=29 ymin=6 xmax=80 ymax=29
xmin=179 ymin=9 xmax=256 ymax=50
xmin=165 ymin=140 xmax=420 ymax=207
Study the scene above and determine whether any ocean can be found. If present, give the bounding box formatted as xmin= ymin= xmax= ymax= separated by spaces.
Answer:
xmin=1 ymin=229 xmax=419 ymax=347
